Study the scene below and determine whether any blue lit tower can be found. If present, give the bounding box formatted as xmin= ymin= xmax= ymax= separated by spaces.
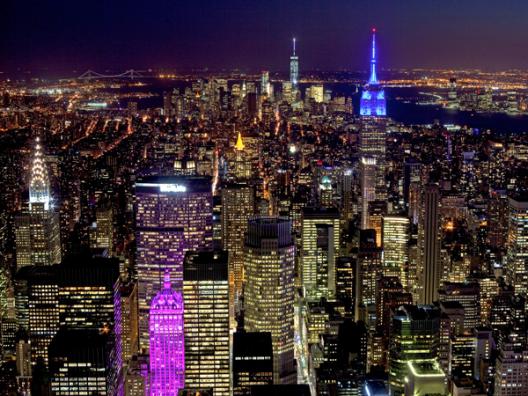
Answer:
xmin=289 ymin=38 xmax=299 ymax=89
xmin=360 ymin=28 xmax=386 ymax=116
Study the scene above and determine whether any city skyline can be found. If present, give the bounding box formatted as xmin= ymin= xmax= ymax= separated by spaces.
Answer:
xmin=2 ymin=1 xmax=528 ymax=77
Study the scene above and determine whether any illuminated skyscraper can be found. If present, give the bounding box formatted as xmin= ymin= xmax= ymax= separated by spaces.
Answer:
xmin=221 ymin=182 xmax=254 ymax=326
xmin=300 ymin=207 xmax=340 ymax=301
xmin=261 ymin=71 xmax=271 ymax=97
xmin=135 ymin=176 xmax=212 ymax=350
xmin=360 ymin=157 xmax=377 ymax=230
xmin=360 ymin=28 xmax=386 ymax=117
xmin=505 ymin=195 xmax=528 ymax=295
xmin=382 ymin=216 xmax=410 ymax=288
xmin=149 ymin=271 xmax=185 ymax=396
xmin=388 ymin=305 xmax=440 ymax=396
xmin=183 ymin=251 xmax=230 ymax=396
xmin=15 ymin=138 xmax=61 ymax=268
xmin=244 ymin=217 xmax=296 ymax=384
xmin=289 ymin=38 xmax=299 ymax=89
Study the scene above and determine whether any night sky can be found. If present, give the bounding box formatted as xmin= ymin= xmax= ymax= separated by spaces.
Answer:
xmin=2 ymin=0 xmax=528 ymax=77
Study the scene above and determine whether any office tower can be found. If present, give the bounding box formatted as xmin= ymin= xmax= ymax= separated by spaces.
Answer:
xmin=359 ymin=120 xmax=386 ymax=200
xmin=124 ymin=356 xmax=148 ymax=396
xmin=49 ymin=328 xmax=119 ymax=396
xmin=360 ymin=28 xmax=386 ymax=116
xmin=57 ymin=256 xmax=120 ymax=330
xmin=15 ymin=138 xmax=61 ymax=267
xmin=183 ymin=251 xmax=230 ymax=396
xmin=438 ymin=282 xmax=480 ymax=331
xmin=135 ymin=176 xmax=212 ymax=350
xmin=14 ymin=265 xmax=59 ymax=366
xmin=382 ymin=216 xmax=410 ymax=288
xmin=244 ymin=217 xmax=296 ymax=384
xmin=300 ymin=207 xmax=340 ymax=302
xmin=403 ymin=160 xmax=422 ymax=214
xmin=388 ymin=305 xmax=440 ymax=396
xmin=360 ymin=157 xmax=377 ymax=230
xmin=120 ymin=282 xmax=139 ymax=364
xmin=221 ymin=182 xmax=254 ymax=312
xmin=420 ymin=184 xmax=441 ymax=304
xmin=494 ymin=341 xmax=528 ymax=396
xmin=149 ymin=271 xmax=185 ymax=396
xmin=488 ymin=189 xmax=508 ymax=252
xmin=335 ymin=257 xmax=354 ymax=318
xmin=505 ymin=195 xmax=528 ymax=295
xmin=89 ymin=199 xmax=113 ymax=252
xmin=449 ymin=332 xmax=476 ymax=378
xmin=356 ymin=229 xmax=383 ymax=325
xmin=289 ymin=38 xmax=299 ymax=89
xmin=261 ymin=71 xmax=271 ymax=97
xmin=376 ymin=277 xmax=412 ymax=339
xmin=233 ymin=332 xmax=274 ymax=396
xmin=367 ymin=200 xmax=386 ymax=247
xmin=403 ymin=360 xmax=447 ymax=396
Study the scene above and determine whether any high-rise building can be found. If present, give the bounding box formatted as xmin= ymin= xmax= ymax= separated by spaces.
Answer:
xmin=356 ymin=229 xmax=382 ymax=325
xmin=14 ymin=265 xmax=59 ymax=366
xmin=360 ymin=28 xmax=386 ymax=117
xmin=221 ymin=182 xmax=254 ymax=315
xmin=15 ymin=138 xmax=61 ymax=268
xmin=120 ymin=282 xmax=139 ymax=364
xmin=49 ymin=328 xmax=119 ymax=396
xmin=233 ymin=332 xmax=274 ymax=396
xmin=135 ymin=176 xmax=212 ymax=350
xmin=420 ymin=184 xmax=441 ymax=304
xmin=261 ymin=71 xmax=271 ymax=97
xmin=244 ymin=217 xmax=296 ymax=383
xmin=360 ymin=157 xmax=377 ymax=230
xmin=388 ymin=305 xmax=440 ymax=396
xmin=289 ymin=38 xmax=299 ymax=89
xmin=300 ymin=207 xmax=340 ymax=301
xmin=149 ymin=270 xmax=185 ymax=396
xmin=89 ymin=199 xmax=114 ymax=252
xmin=505 ymin=195 xmax=528 ymax=295
xmin=57 ymin=255 xmax=120 ymax=331
xmin=382 ymin=216 xmax=410 ymax=288
xmin=182 ymin=251 xmax=230 ymax=396
xmin=494 ymin=342 xmax=528 ymax=396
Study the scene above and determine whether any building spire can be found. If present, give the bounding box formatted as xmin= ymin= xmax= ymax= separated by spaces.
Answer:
xmin=292 ymin=37 xmax=296 ymax=56
xmin=29 ymin=137 xmax=50 ymax=210
xmin=369 ymin=28 xmax=378 ymax=84
xmin=235 ymin=130 xmax=245 ymax=151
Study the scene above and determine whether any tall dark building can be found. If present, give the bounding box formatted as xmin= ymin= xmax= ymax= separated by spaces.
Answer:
xmin=420 ymin=184 xmax=441 ymax=304
xmin=233 ymin=332 xmax=274 ymax=395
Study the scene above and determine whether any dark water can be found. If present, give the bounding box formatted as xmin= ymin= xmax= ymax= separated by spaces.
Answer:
xmin=119 ymin=80 xmax=528 ymax=135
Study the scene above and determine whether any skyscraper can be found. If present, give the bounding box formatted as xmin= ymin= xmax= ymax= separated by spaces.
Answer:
xmin=135 ymin=176 xmax=212 ymax=350
xmin=183 ymin=251 xmax=230 ymax=396
xmin=388 ymin=305 xmax=440 ymax=396
xmin=420 ymin=184 xmax=441 ymax=304
xmin=505 ymin=195 xmax=528 ymax=295
xmin=360 ymin=157 xmax=377 ymax=230
xmin=149 ymin=271 xmax=185 ymax=396
xmin=221 ymin=182 xmax=254 ymax=315
xmin=300 ymin=207 xmax=340 ymax=301
xmin=233 ymin=332 xmax=274 ymax=395
xmin=15 ymin=138 xmax=61 ymax=268
xmin=360 ymin=28 xmax=386 ymax=117
xmin=244 ymin=217 xmax=296 ymax=384
xmin=382 ymin=216 xmax=410 ymax=288
xmin=289 ymin=38 xmax=299 ymax=89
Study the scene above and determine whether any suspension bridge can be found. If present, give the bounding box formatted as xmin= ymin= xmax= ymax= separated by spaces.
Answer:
xmin=77 ymin=69 xmax=147 ymax=80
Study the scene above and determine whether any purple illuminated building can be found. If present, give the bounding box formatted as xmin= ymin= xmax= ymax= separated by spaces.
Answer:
xmin=149 ymin=271 xmax=185 ymax=396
